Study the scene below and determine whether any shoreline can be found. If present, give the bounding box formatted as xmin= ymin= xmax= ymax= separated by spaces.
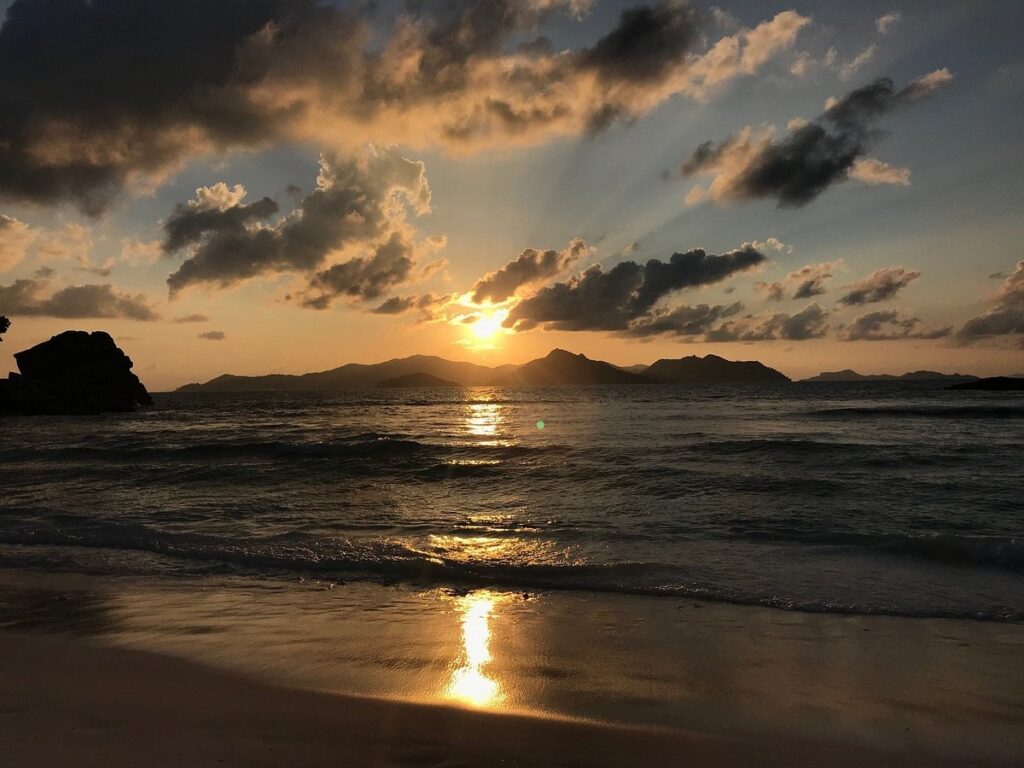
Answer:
xmin=1 ymin=568 xmax=1023 ymax=765
xmin=0 ymin=629 xmax=1011 ymax=768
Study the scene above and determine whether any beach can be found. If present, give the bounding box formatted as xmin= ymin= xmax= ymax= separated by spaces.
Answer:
xmin=2 ymin=387 xmax=1023 ymax=765
xmin=1 ymin=569 xmax=1022 ymax=766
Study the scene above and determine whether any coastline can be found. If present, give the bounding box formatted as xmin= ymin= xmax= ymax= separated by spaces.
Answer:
xmin=1 ymin=568 xmax=1023 ymax=766
xmin=0 ymin=630 xmax=1012 ymax=768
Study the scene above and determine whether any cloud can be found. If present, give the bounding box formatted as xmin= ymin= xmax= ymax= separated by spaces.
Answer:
xmin=0 ymin=0 xmax=808 ymax=213
xmin=838 ymin=44 xmax=876 ymax=81
xmin=848 ymin=157 xmax=911 ymax=186
xmin=197 ymin=330 xmax=226 ymax=341
xmin=0 ymin=278 xmax=158 ymax=320
xmin=707 ymin=303 xmax=830 ymax=341
xmin=470 ymin=238 xmax=590 ymax=304
xmin=680 ymin=71 xmax=953 ymax=207
xmin=757 ymin=259 xmax=843 ymax=301
xmin=839 ymin=309 xmax=950 ymax=341
xmin=958 ymin=260 xmax=1024 ymax=341
xmin=371 ymin=295 xmax=418 ymax=315
xmin=838 ymin=266 xmax=921 ymax=305
xmin=173 ymin=313 xmax=211 ymax=323
xmin=302 ymin=231 xmax=420 ymax=309
xmin=165 ymin=146 xmax=432 ymax=298
xmin=163 ymin=186 xmax=280 ymax=254
xmin=0 ymin=214 xmax=35 ymax=271
xmin=749 ymin=236 xmax=792 ymax=254
xmin=119 ymin=238 xmax=163 ymax=266
xmin=876 ymin=12 xmax=901 ymax=35
xmin=369 ymin=292 xmax=455 ymax=318
xmin=627 ymin=301 xmax=744 ymax=337
xmin=505 ymin=244 xmax=766 ymax=331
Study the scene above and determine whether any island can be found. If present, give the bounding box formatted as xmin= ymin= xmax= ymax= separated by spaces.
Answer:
xmin=804 ymin=369 xmax=977 ymax=383
xmin=376 ymin=373 xmax=463 ymax=388
xmin=644 ymin=354 xmax=789 ymax=384
xmin=178 ymin=348 xmax=805 ymax=391
xmin=947 ymin=377 xmax=1024 ymax=391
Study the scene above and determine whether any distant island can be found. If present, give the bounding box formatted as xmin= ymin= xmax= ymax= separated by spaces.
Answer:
xmin=948 ymin=377 xmax=1024 ymax=391
xmin=377 ymin=372 xmax=462 ymax=388
xmin=177 ymin=349 xmax=793 ymax=391
xmin=644 ymin=354 xmax=788 ymax=384
xmin=803 ymin=369 xmax=978 ymax=383
xmin=493 ymin=349 xmax=643 ymax=386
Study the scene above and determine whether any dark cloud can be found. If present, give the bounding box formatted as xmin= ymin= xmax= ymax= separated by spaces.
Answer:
xmin=627 ymin=301 xmax=744 ymax=337
xmin=471 ymin=238 xmax=589 ymax=304
xmin=173 ymin=313 xmax=211 ymax=323
xmin=163 ymin=196 xmax=279 ymax=254
xmin=505 ymin=245 xmax=765 ymax=331
xmin=706 ymin=303 xmax=830 ymax=341
xmin=0 ymin=0 xmax=806 ymax=212
xmin=371 ymin=292 xmax=454 ymax=318
xmin=302 ymin=231 xmax=417 ymax=309
xmin=757 ymin=260 xmax=842 ymax=302
xmin=577 ymin=3 xmax=698 ymax=84
xmin=838 ymin=266 xmax=920 ymax=306
xmin=958 ymin=260 xmax=1024 ymax=341
xmin=839 ymin=310 xmax=951 ymax=341
xmin=0 ymin=279 xmax=158 ymax=320
xmin=0 ymin=0 xmax=305 ymax=215
xmin=681 ymin=71 xmax=952 ymax=206
xmin=371 ymin=296 xmax=418 ymax=315
xmin=197 ymin=330 xmax=226 ymax=340
xmin=165 ymin=147 xmax=430 ymax=295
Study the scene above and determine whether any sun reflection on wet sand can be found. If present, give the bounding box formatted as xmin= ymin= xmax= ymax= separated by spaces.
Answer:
xmin=447 ymin=592 xmax=502 ymax=708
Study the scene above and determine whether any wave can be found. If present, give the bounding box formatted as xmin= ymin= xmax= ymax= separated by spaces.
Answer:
xmin=739 ymin=530 xmax=1024 ymax=571
xmin=0 ymin=435 xmax=555 ymax=464
xmin=692 ymin=438 xmax=864 ymax=455
xmin=807 ymin=405 xmax=1024 ymax=419
xmin=0 ymin=520 xmax=1020 ymax=623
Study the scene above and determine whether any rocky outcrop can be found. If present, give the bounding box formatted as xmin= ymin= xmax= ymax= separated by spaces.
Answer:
xmin=0 ymin=331 xmax=152 ymax=415
xmin=947 ymin=377 xmax=1024 ymax=391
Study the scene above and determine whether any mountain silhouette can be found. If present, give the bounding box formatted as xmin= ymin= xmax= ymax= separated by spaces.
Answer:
xmin=644 ymin=354 xmax=789 ymax=384
xmin=176 ymin=349 xmax=801 ymax=391
xmin=177 ymin=355 xmax=515 ymax=392
xmin=377 ymin=372 xmax=462 ymax=388
xmin=948 ymin=377 xmax=1024 ymax=391
xmin=804 ymin=369 xmax=977 ymax=383
xmin=492 ymin=349 xmax=646 ymax=386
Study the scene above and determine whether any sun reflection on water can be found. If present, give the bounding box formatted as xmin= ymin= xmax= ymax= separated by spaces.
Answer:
xmin=447 ymin=592 xmax=502 ymax=708
xmin=465 ymin=401 xmax=503 ymax=440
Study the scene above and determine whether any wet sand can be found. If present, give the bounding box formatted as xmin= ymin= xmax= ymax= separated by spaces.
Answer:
xmin=1 ymin=569 xmax=1022 ymax=766
xmin=1 ymin=631 xmax=1014 ymax=768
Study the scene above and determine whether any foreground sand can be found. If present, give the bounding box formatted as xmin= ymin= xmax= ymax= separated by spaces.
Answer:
xmin=1 ymin=631 xmax=1015 ymax=768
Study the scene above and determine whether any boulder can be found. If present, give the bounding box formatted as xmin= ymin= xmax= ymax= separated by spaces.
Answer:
xmin=0 ymin=331 xmax=152 ymax=415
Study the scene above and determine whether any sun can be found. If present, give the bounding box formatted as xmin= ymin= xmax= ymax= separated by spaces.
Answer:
xmin=470 ymin=309 xmax=509 ymax=341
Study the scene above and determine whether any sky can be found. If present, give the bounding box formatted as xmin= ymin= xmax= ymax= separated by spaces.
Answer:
xmin=1 ymin=0 xmax=1023 ymax=391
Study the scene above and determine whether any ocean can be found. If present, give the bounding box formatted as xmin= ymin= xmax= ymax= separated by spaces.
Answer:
xmin=2 ymin=382 xmax=1022 ymax=624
